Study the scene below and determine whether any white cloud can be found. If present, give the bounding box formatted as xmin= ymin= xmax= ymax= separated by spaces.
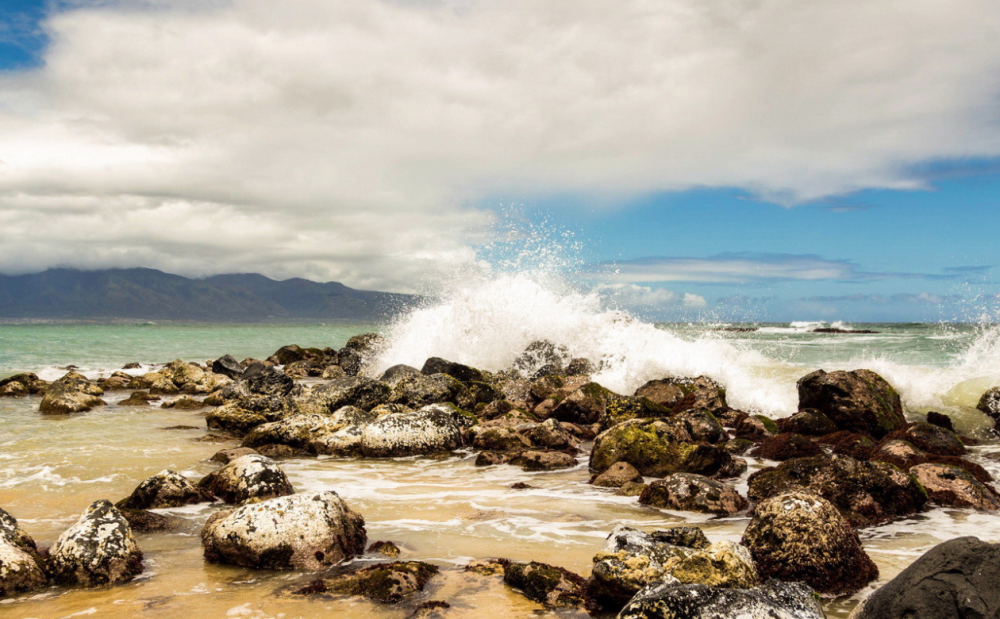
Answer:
xmin=596 ymin=283 xmax=680 ymax=308
xmin=1 ymin=0 xmax=999 ymax=289
xmin=683 ymin=293 xmax=707 ymax=308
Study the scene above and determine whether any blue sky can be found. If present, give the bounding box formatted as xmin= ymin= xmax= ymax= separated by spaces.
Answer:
xmin=1 ymin=1 xmax=999 ymax=322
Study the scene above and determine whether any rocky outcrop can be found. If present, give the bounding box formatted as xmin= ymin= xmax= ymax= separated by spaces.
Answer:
xmin=47 ymin=500 xmax=143 ymax=587
xmin=741 ymin=491 xmax=878 ymax=596
xmin=618 ymin=580 xmax=825 ymax=619
xmin=849 ymin=536 xmax=1000 ymax=619
xmin=39 ymin=373 xmax=106 ymax=414
xmin=116 ymin=470 xmax=208 ymax=509
xmin=299 ymin=561 xmax=439 ymax=603
xmin=242 ymin=407 xmax=376 ymax=455
xmin=360 ymin=404 xmax=466 ymax=457
xmin=0 ymin=507 xmax=47 ymax=598
xmin=0 ymin=373 xmax=48 ymax=397
xmin=797 ymin=369 xmax=906 ymax=438
xmin=747 ymin=454 xmax=927 ymax=527
xmin=589 ymin=419 xmax=732 ymax=478
xmin=503 ymin=561 xmax=591 ymax=609
xmin=202 ymin=491 xmax=366 ymax=570
xmin=197 ymin=455 xmax=294 ymax=504
xmin=909 ymin=463 xmax=1000 ymax=510
xmin=639 ymin=474 xmax=747 ymax=515
xmin=549 ymin=382 xmax=669 ymax=429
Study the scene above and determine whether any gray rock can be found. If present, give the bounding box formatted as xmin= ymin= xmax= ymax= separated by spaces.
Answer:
xmin=0 ymin=507 xmax=46 ymax=598
xmin=618 ymin=580 xmax=825 ymax=619
xmin=212 ymin=354 xmax=244 ymax=379
xmin=116 ymin=469 xmax=208 ymax=509
xmin=47 ymin=500 xmax=143 ymax=587
xmin=309 ymin=376 xmax=390 ymax=411
xmin=360 ymin=404 xmax=465 ymax=457
xmin=198 ymin=454 xmax=294 ymax=504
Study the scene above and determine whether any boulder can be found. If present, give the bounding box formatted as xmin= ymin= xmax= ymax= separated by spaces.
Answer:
xmin=590 ymin=462 xmax=643 ymax=488
xmin=299 ymin=561 xmax=439 ymax=603
xmin=741 ymin=491 xmax=878 ymax=596
xmin=360 ymin=404 xmax=465 ymax=457
xmin=748 ymin=454 xmax=927 ymax=527
xmin=308 ymin=376 xmax=391 ymax=412
xmin=388 ymin=373 xmax=472 ymax=410
xmin=202 ymin=491 xmax=366 ymax=570
xmin=976 ymin=386 xmax=1000 ymax=432
xmin=0 ymin=372 xmax=48 ymax=397
xmin=118 ymin=508 xmax=177 ymax=533
xmin=197 ymin=454 xmax=294 ymax=504
xmin=734 ymin=414 xmax=778 ymax=440
xmin=672 ymin=409 xmax=727 ymax=444
xmin=513 ymin=340 xmax=570 ymax=377
xmin=551 ymin=382 xmax=669 ymax=428
xmin=885 ymin=422 xmax=965 ymax=456
xmin=510 ymin=450 xmax=577 ymax=471
xmin=116 ymin=470 xmax=208 ymax=509
xmin=205 ymin=395 xmax=292 ymax=435
xmin=777 ymin=410 xmax=838 ymax=436
xmin=39 ymin=379 xmax=106 ymax=415
xmin=909 ymin=463 xmax=1000 ymax=510
xmin=243 ymin=408 xmax=375 ymax=455
xmin=925 ymin=411 xmax=955 ymax=432
xmin=244 ymin=366 xmax=296 ymax=397
xmin=634 ymin=376 xmax=728 ymax=413
xmin=639 ymin=474 xmax=747 ymax=515
xmin=380 ymin=364 xmax=423 ymax=386
xmin=420 ymin=357 xmax=485 ymax=383
xmin=818 ymin=430 xmax=877 ymax=460
xmin=590 ymin=419 xmax=733 ymax=478
xmin=618 ymin=580 xmax=825 ymax=619
xmin=798 ymin=369 xmax=906 ymax=438
xmin=750 ymin=433 xmax=823 ymax=461
xmin=212 ymin=354 xmax=244 ymax=379
xmin=524 ymin=418 xmax=579 ymax=450
xmin=503 ymin=561 xmax=591 ymax=609
xmin=849 ymin=536 xmax=1000 ymax=619
xmin=469 ymin=426 xmax=531 ymax=452
xmin=0 ymin=507 xmax=47 ymax=598
xmin=47 ymin=500 xmax=143 ymax=587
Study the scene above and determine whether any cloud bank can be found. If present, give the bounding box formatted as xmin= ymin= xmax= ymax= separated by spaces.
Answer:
xmin=1 ymin=0 xmax=999 ymax=290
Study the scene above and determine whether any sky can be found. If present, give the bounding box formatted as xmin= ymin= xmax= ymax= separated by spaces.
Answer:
xmin=1 ymin=1 xmax=1000 ymax=322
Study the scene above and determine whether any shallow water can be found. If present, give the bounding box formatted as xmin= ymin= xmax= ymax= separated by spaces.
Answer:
xmin=3 ymin=318 xmax=1000 ymax=618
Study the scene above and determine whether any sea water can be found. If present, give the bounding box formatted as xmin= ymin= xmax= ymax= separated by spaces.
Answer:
xmin=3 ymin=277 xmax=1000 ymax=618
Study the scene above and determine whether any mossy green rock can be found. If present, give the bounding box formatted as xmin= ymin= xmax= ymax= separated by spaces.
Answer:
xmin=306 ymin=561 xmax=439 ymax=603
xmin=503 ymin=561 xmax=591 ymax=609
xmin=590 ymin=419 xmax=732 ymax=477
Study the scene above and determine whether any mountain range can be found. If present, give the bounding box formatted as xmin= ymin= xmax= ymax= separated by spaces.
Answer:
xmin=0 ymin=268 xmax=417 ymax=321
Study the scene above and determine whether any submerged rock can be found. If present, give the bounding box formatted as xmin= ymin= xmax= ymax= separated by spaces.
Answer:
xmin=116 ymin=469 xmax=208 ymax=509
xmin=797 ymin=369 xmax=906 ymax=438
xmin=202 ymin=491 xmax=366 ymax=570
xmin=639 ymin=474 xmax=747 ymax=515
xmin=503 ymin=560 xmax=591 ymax=610
xmin=0 ymin=507 xmax=47 ymax=598
xmin=618 ymin=580 xmax=825 ymax=619
xmin=47 ymin=500 xmax=143 ymax=587
xmin=198 ymin=454 xmax=294 ymax=504
xmin=741 ymin=491 xmax=878 ymax=596
xmin=849 ymin=536 xmax=1000 ymax=619
xmin=299 ymin=561 xmax=438 ymax=603
xmin=360 ymin=404 xmax=465 ymax=457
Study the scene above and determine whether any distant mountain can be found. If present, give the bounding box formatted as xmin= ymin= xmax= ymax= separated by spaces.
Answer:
xmin=0 ymin=268 xmax=418 ymax=321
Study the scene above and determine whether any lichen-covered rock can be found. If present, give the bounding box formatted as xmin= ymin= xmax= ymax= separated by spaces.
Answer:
xmin=47 ymin=500 xmax=143 ymax=587
xmin=748 ymin=454 xmax=927 ymax=527
xmin=243 ymin=408 xmax=375 ymax=455
xmin=798 ymin=369 xmax=906 ymax=438
xmin=510 ymin=450 xmax=577 ymax=471
xmin=388 ymin=373 xmax=473 ymax=410
xmin=639 ymin=474 xmax=747 ymax=515
xmin=202 ymin=491 xmax=366 ymax=570
xmin=360 ymin=403 xmax=465 ymax=457
xmin=590 ymin=419 xmax=732 ymax=478
xmin=909 ymin=463 xmax=1000 ymax=510
xmin=198 ymin=454 xmax=294 ymax=504
xmin=307 ymin=376 xmax=391 ymax=412
xmin=116 ymin=470 xmax=208 ymax=509
xmin=750 ymin=433 xmax=823 ymax=461
xmin=469 ymin=426 xmax=531 ymax=452
xmin=0 ymin=507 xmax=47 ymax=598
xmin=300 ymin=561 xmax=439 ymax=603
xmin=848 ymin=536 xmax=1000 ymax=619
xmin=0 ymin=372 xmax=49 ymax=397
xmin=618 ymin=580 xmax=825 ymax=619
xmin=205 ymin=395 xmax=292 ymax=435
xmin=634 ymin=376 xmax=728 ymax=414
xmin=777 ymin=409 xmax=838 ymax=436
xmin=39 ymin=376 xmax=106 ymax=414
xmin=503 ymin=561 xmax=591 ymax=609
xmin=524 ymin=418 xmax=579 ymax=450
xmin=590 ymin=461 xmax=644 ymax=488
xmin=741 ymin=491 xmax=878 ymax=596
xmin=672 ymin=409 xmax=727 ymax=444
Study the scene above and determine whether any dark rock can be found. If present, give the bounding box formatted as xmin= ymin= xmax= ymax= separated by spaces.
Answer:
xmin=116 ymin=469 xmax=208 ymax=509
xmin=798 ymin=369 xmax=906 ymax=438
xmin=162 ymin=395 xmax=203 ymax=410
xmin=910 ymin=463 xmax=1000 ymax=510
xmin=210 ymin=447 xmax=258 ymax=464
xmin=565 ymin=358 xmax=595 ymax=376
xmin=47 ymin=500 xmax=144 ymax=587
xmin=510 ymin=482 xmax=534 ymax=490
xmin=850 ymin=536 xmax=1000 ymax=619
xmin=513 ymin=340 xmax=569 ymax=377
xmin=777 ymin=410 xmax=838 ymax=436
xmin=618 ymin=580 xmax=825 ymax=619
xmin=634 ymin=376 xmax=728 ymax=414
xmin=344 ymin=333 xmax=385 ymax=354
xmin=212 ymin=354 xmax=244 ymax=379
xmin=721 ymin=438 xmax=755 ymax=455
xmin=310 ymin=376 xmax=391 ymax=412
xmin=420 ymin=357 xmax=485 ymax=383
xmin=379 ymin=364 xmax=422 ymax=386
xmin=976 ymin=387 xmax=1000 ymax=432
xmin=301 ymin=561 xmax=439 ymax=603
xmin=925 ymin=411 xmax=955 ymax=432
xmin=368 ymin=540 xmax=401 ymax=558
xmin=197 ymin=454 xmax=294 ymax=504
xmin=470 ymin=426 xmax=531 ymax=452
xmin=639 ymin=474 xmax=747 ymax=515
xmin=818 ymin=430 xmax=877 ymax=460
xmin=734 ymin=414 xmax=778 ymax=440
xmin=742 ymin=491 xmax=878 ymax=595
xmin=524 ymin=418 xmax=578 ymax=450
xmin=886 ymin=422 xmax=966 ymax=456
xmin=118 ymin=508 xmax=177 ymax=532
xmin=713 ymin=456 xmax=748 ymax=480
xmin=649 ymin=527 xmax=710 ymax=549
xmin=750 ymin=433 xmax=823 ymax=461
xmin=244 ymin=366 xmax=296 ymax=397
xmin=673 ymin=409 xmax=727 ymax=444
xmin=388 ymin=373 xmax=473 ymax=410
xmin=503 ymin=560 xmax=591 ymax=609
xmin=475 ymin=450 xmax=515 ymax=466
xmin=205 ymin=395 xmax=293 ymax=435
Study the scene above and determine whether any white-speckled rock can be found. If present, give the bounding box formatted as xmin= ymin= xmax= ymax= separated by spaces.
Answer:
xmin=198 ymin=454 xmax=294 ymax=504
xmin=619 ymin=580 xmax=825 ymax=619
xmin=0 ymin=507 xmax=47 ymax=598
xmin=47 ymin=500 xmax=143 ymax=587
xmin=360 ymin=404 xmax=466 ymax=457
xmin=201 ymin=491 xmax=366 ymax=570
xmin=116 ymin=470 xmax=208 ymax=510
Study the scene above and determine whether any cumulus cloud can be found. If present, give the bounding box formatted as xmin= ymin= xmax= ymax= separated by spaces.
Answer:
xmin=1 ymin=0 xmax=999 ymax=289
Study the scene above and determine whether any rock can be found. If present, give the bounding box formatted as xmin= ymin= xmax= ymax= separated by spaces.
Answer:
xmin=202 ymin=491 xmax=366 ymax=570
xmin=360 ymin=403 xmax=465 ymax=457
xmin=798 ymin=369 xmax=906 ymax=438
xmin=244 ymin=366 xmax=296 ymax=397
xmin=887 ymin=422 xmax=966 ymax=456
xmin=524 ymin=418 xmax=579 ymax=450
xmin=649 ymin=527 xmax=711 ymax=549
xmin=197 ymin=454 xmax=294 ymax=504
xmin=420 ymin=357 xmax=485 ymax=383
xmin=672 ymin=409 xmax=727 ymax=444
xmin=118 ymin=508 xmax=177 ymax=533
xmin=590 ymin=461 xmax=643 ymax=488
xmin=513 ymin=340 xmax=570 ymax=377
xmin=714 ymin=456 xmax=748 ymax=480
xmin=511 ymin=450 xmax=577 ymax=471
xmin=212 ymin=354 xmax=244 ymax=379
xmin=469 ymin=426 xmax=531 ymax=452
xmin=977 ymin=386 xmax=1000 ymax=432
xmin=909 ymin=463 xmax=1000 ymax=510
xmin=344 ymin=332 xmax=385 ymax=354
xmin=243 ymin=409 xmax=375 ymax=455
xmin=818 ymin=430 xmax=877 ymax=460
xmin=407 ymin=601 xmax=453 ymax=619
xmin=618 ymin=580 xmax=825 ymax=619
xmin=206 ymin=395 xmax=292 ymax=435
xmin=210 ymin=447 xmax=258 ymax=463
xmin=308 ymin=376 xmax=391 ymax=412
xmin=255 ymin=444 xmax=298 ymax=459
xmin=590 ymin=419 xmax=733 ymax=478
xmin=634 ymin=376 xmax=728 ymax=413
xmin=925 ymin=411 xmax=955 ymax=432
xmin=300 ymin=561 xmax=438 ymax=603
xmin=268 ymin=344 xmax=322 ymax=366
xmin=748 ymin=454 xmax=927 ymax=527
xmin=639 ymin=474 xmax=747 ymax=515
xmin=369 ymin=540 xmax=401 ymax=558
xmin=777 ymin=410 xmax=838 ymax=436
xmin=47 ymin=500 xmax=143 ymax=587
xmin=750 ymin=433 xmax=823 ymax=461
xmin=565 ymin=357 xmax=595 ymax=376
xmin=388 ymin=373 xmax=472 ymax=410
xmin=39 ymin=378 xmax=106 ymax=415
xmin=721 ymin=438 xmax=755 ymax=455
xmin=503 ymin=561 xmax=591 ymax=609
xmin=742 ymin=491 xmax=878 ymax=595
xmin=734 ymin=414 xmax=778 ymax=440
xmin=552 ymin=382 xmax=670 ymax=428
xmin=0 ymin=507 xmax=46 ymax=598
xmin=116 ymin=470 xmax=208 ymax=509
xmin=119 ymin=390 xmax=158 ymax=406
xmin=379 ymin=364 xmax=422 ymax=385
xmin=162 ymin=395 xmax=203 ymax=410
xmin=849 ymin=536 xmax=1000 ymax=619
xmin=0 ymin=372 xmax=48 ymax=397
